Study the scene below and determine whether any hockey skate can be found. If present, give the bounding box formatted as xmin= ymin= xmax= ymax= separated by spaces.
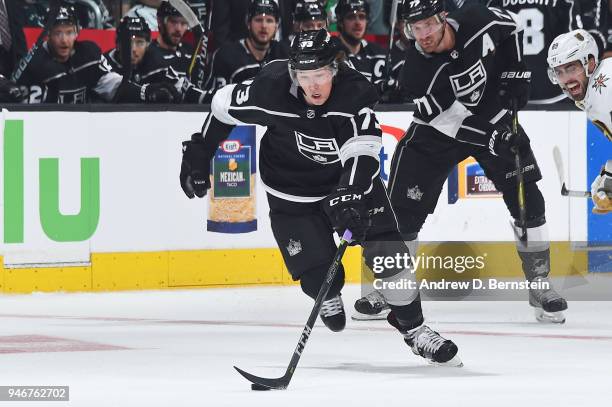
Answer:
xmin=352 ymin=290 xmax=390 ymax=320
xmin=320 ymin=294 xmax=346 ymax=332
xmin=387 ymin=312 xmax=462 ymax=367
xmin=529 ymin=276 xmax=567 ymax=324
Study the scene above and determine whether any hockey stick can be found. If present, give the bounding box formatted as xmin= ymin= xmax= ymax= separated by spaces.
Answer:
xmin=383 ymin=0 xmax=399 ymax=81
xmin=168 ymin=0 xmax=206 ymax=81
xmin=234 ymin=229 xmax=353 ymax=391
xmin=510 ymin=100 xmax=528 ymax=243
xmin=113 ymin=23 xmax=134 ymax=103
xmin=552 ymin=146 xmax=592 ymax=197
xmin=11 ymin=0 xmax=61 ymax=82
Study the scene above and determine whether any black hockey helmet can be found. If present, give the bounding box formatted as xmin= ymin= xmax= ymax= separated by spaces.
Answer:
xmin=247 ymin=0 xmax=280 ymax=21
xmin=157 ymin=0 xmax=182 ymax=19
xmin=51 ymin=4 xmax=79 ymax=29
xmin=117 ymin=16 xmax=151 ymax=43
xmin=289 ymin=29 xmax=338 ymax=72
xmin=294 ymin=1 xmax=327 ymax=23
xmin=335 ymin=0 xmax=369 ymax=21
xmin=400 ymin=0 xmax=445 ymax=24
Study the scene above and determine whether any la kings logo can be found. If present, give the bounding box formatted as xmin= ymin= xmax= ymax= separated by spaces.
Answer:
xmin=58 ymin=86 xmax=88 ymax=104
xmin=450 ymin=60 xmax=487 ymax=106
xmin=294 ymin=131 xmax=340 ymax=165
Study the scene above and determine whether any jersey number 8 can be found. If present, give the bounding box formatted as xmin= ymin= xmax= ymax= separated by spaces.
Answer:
xmin=517 ymin=8 xmax=544 ymax=56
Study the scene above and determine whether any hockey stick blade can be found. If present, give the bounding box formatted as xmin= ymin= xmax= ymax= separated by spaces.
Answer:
xmin=553 ymin=147 xmax=592 ymax=197
xmin=168 ymin=0 xmax=202 ymax=29
xmin=561 ymin=184 xmax=591 ymax=197
xmin=233 ymin=366 xmax=289 ymax=390
xmin=233 ymin=230 xmax=353 ymax=390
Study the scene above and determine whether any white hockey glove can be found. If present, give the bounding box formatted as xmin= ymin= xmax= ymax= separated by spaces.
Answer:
xmin=591 ymin=160 xmax=612 ymax=215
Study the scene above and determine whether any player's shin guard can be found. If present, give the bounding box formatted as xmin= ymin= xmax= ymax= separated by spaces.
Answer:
xmin=352 ymin=233 xmax=419 ymax=321
xmin=514 ymin=219 xmax=567 ymax=323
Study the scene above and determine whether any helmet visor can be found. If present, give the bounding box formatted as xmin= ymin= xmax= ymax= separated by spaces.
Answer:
xmin=292 ymin=66 xmax=336 ymax=87
xmin=405 ymin=14 xmax=444 ymax=40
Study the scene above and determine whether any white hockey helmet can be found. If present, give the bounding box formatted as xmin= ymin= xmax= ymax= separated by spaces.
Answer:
xmin=547 ymin=29 xmax=599 ymax=84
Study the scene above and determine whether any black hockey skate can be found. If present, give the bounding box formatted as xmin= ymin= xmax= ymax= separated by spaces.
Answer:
xmin=352 ymin=290 xmax=390 ymax=320
xmin=529 ymin=276 xmax=567 ymax=324
xmin=387 ymin=312 xmax=462 ymax=366
xmin=320 ymin=294 xmax=346 ymax=332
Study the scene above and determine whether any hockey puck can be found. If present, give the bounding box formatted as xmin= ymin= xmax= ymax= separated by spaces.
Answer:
xmin=251 ymin=383 xmax=271 ymax=391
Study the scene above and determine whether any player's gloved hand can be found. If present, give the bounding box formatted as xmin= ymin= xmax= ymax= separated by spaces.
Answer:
xmin=487 ymin=125 xmax=529 ymax=161
xmin=377 ymin=78 xmax=402 ymax=103
xmin=591 ymin=160 xmax=612 ymax=215
xmin=498 ymin=65 xmax=531 ymax=110
xmin=142 ymin=82 xmax=181 ymax=103
xmin=323 ymin=186 xmax=371 ymax=244
xmin=180 ymin=133 xmax=215 ymax=199
xmin=0 ymin=76 xmax=26 ymax=102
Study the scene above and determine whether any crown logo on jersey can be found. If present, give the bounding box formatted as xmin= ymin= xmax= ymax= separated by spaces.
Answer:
xmin=287 ymin=239 xmax=302 ymax=256
xmin=407 ymin=185 xmax=424 ymax=201
xmin=469 ymin=90 xmax=481 ymax=103
xmin=591 ymin=73 xmax=609 ymax=94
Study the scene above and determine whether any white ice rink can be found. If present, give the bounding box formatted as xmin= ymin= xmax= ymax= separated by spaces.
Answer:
xmin=1 ymin=283 xmax=611 ymax=407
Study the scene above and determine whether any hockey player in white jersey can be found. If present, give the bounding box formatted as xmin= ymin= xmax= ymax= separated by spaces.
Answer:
xmin=547 ymin=29 xmax=612 ymax=214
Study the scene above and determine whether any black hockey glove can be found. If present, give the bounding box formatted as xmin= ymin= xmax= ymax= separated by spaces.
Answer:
xmin=487 ymin=125 xmax=529 ymax=161
xmin=323 ymin=186 xmax=371 ymax=244
xmin=498 ymin=66 xmax=531 ymax=110
xmin=0 ymin=76 xmax=26 ymax=102
xmin=377 ymin=78 xmax=402 ymax=103
xmin=142 ymin=82 xmax=181 ymax=103
xmin=180 ymin=134 xmax=216 ymax=198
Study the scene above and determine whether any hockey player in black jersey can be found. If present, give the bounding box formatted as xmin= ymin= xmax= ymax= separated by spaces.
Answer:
xmin=204 ymin=0 xmax=290 ymax=91
xmin=106 ymin=15 xmax=211 ymax=104
xmin=487 ymin=0 xmax=593 ymax=103
xmin=335 ymin=0 xmax=386 ymax=85
xmin=105 ymin=16 xmax=156 ymax=83
xmin=180 ymin=29 xmax=462 ymax=366
xmin=294 ymin=0 xmax=329 ymax=32
xmin=354 ymin=0 xmax=568 ymax=323
xmin=150 ymin=1 xmax=207 ymax=89
xmin=17 ymin=5 xmax=178 ymax=104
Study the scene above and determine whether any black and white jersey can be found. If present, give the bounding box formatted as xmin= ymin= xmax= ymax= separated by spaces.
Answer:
xmin=487 ymin=0 xmax=583 ymax=103
xmin=199 ymin=60 xmax=382 ymax=201
xmin=146 ymin=41 xmax=212 ymax=103
xmin=104 ymin=47 xmax=173 ymax=85
xmin=399 ymin=5 xmax=524 ymax=145
xmin=17 ymin=41 xmax=123 ymax=104
xmin=149 ymin=41 xmax=207 ymax=87
xmin=340 ymin=39 xmax=387 ymax=84
xmin=204 ymin=39 xmax=290 ymax=91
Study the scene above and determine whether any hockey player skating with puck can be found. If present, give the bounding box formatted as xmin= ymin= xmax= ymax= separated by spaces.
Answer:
xmin=180 ymin=28 xmax=462 ymax=366
xmin=354 ymin=0 xmax=568 ymax=323
xmin=547 ymin=29 xmax=612 ymax=214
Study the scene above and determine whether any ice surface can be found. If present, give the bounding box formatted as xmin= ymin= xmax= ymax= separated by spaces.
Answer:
xmin=1 ymin=284 xmax=611 ymax=406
